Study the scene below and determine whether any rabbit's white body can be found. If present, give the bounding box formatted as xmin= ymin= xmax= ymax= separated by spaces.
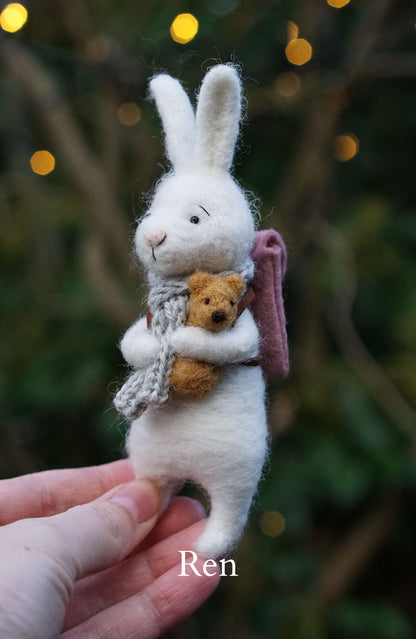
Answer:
xmin=125 ymin=343 xmax=267 ymax=558
xmin=120 ymin=66 xmax=269 ymax=558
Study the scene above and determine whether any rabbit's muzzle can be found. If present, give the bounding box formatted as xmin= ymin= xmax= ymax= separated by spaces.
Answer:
xmin=145 ymin=230 xmax=167 ymax=248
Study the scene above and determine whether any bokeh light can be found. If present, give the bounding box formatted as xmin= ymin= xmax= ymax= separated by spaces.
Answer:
xmin=30 ymin=150 xmax=55 ymax=176
xmin=285 ymin=38 xmax=313 ymax=66
xmin=333 ymin=133 xmax=359 ymax=161
xmin=0 ymin=3 xmax=28 ymax=33
xmin=276 ymin=71 xmax=301 ymax=98
xmin=287 ymin=20 xmax=299 ymax=42
xmin=327 ymin=0 xmax=351 ymax=7
xmin=170 ymin=13 xmax=198 ymax=44
xmin=260 ymin=511 xmax=286 ymax=538
xmin=117 ymin=102 xmax=142 ymax=126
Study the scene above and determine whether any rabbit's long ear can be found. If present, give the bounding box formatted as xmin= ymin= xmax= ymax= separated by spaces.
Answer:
xmin=149 ymin=74 xmax=196 ymax=171
xmin=194 ymin=65 xmax=242 ymax=172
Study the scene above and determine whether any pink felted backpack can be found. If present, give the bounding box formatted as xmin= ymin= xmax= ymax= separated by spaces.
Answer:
xmin=250 ymin=229 xmax=289 ymax=377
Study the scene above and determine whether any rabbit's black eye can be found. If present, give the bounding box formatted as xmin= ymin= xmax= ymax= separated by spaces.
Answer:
xmin=230 ymin=300 xmax=235 ymax=306
xmin=190 ymin=215 xmax=200 ymax=224
xmin=204 ymin=298 xmax=210 ymax=305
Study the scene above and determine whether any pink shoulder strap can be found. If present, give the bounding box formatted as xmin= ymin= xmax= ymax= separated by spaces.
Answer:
xmin=250 ymin=229 xmax=289 ymax=377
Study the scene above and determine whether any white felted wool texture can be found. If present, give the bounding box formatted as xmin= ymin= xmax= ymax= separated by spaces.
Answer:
xmin=120 ymin=317 xmax=159 ymax=368
xmin=195 ymin=65 xmax=241 ymax=172
xmin=120 ymin=64 xmax=269 ymax=558
xmin=149 ymin=75 xmax=196 ymax=171
xmin=126 ymin=364 xmax=267 ymax=559
xmin=135 ymin=171 xmax=255 ymax=278
xmin=171 ymin=309 xmax=259 ymax=365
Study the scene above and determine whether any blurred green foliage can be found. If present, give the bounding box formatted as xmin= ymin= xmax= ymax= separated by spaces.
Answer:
xmin=1 ymin=0 xmax=416 ymax=637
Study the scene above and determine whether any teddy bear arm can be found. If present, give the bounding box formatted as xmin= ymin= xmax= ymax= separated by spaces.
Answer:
xmin=119 ymin=316 xmax=160 ymax=368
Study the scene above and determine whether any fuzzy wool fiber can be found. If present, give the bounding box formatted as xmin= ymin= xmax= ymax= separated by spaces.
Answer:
xmin=114 ymin=275 xmax=189 ymax=420
xmin=116 ymin=65 xmax=270 ymax=558
xmin=170 ymin=272 xmax=244 ymax=398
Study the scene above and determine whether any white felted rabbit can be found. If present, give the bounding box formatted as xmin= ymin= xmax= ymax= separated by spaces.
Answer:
xmin=114 ymin=65 xmax=268 ymax=559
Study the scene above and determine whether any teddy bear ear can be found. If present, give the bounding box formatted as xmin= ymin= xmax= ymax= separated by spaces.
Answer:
xmin=188 ymin=271 xmax=215 ymax=294
xmin=225 ymin=274 xmax=245 ymax=297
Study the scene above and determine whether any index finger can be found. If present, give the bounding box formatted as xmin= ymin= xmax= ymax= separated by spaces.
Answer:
xmin=0 ymin=459 xmax=134 ymax=525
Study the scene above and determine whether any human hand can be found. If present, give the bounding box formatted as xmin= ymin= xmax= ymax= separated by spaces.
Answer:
xmin=0 ymin=460 xmax=220 ymax=639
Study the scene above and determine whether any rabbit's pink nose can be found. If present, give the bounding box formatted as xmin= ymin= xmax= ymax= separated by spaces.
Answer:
xmin=145 ymin=230 xmax=167 ymax=247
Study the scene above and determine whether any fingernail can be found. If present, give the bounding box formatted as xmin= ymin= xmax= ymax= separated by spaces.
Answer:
xmin=109 ymin=479 xmax=162 ymax=523
xmin=188 ymin=498 xmax=207 ymax=520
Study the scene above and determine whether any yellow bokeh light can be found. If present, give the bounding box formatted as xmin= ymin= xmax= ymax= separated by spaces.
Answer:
xmin=0 ymin=3 xmax=28 ymax=33
xmin=285 ymin=38 xmax=313 ymax=66
xmin=276 ymin=72 xmax=301 ymax=98
xmin=117 ymin=102 xmax=142 ymax=126
xmin=333 ymin=133 xmax=359 ymax=161
xmin=327 ymin=0 xmax=351 ymax=8
xmin=287 ymin=20 xmax=299 ymax=42
xmin=260 ymin=511 xmax=286 ymax=538
xmin=30 ymin=150 xmax=55 ymax=176
xmin=170 ymin=13 xmax=198 ymax=44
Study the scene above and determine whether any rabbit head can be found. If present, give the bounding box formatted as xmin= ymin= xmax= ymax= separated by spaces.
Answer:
xmin=135 ymin=65 xmax=256 ymax=278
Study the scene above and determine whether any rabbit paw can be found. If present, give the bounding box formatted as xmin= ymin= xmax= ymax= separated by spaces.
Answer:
xmin=120 ymin=325 xmax=160 ymax=368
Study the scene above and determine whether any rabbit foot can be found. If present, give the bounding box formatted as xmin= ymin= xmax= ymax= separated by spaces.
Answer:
xmin=193 ymin=526 xmax=236 ymax=560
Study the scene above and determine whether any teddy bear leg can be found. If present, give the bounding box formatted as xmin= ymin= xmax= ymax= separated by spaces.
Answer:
xmin=193 ymin=483 xmax=256 ymax=559
xmin=171 ymin=357 xmax=221 ymax=398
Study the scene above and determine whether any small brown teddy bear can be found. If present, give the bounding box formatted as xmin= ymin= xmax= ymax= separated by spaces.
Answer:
xmin=170 ymin=271 xmax=245 ymax=398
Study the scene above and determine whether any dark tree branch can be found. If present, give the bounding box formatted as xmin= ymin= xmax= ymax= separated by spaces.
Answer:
xmin=1 ymin=40 xmax=136 ymax=287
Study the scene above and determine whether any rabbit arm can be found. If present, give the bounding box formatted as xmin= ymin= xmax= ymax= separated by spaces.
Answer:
xmin=171 ymin=309 xmax=259 ymax=365
xmin=119 ymin=317 xmax=159 ymax=368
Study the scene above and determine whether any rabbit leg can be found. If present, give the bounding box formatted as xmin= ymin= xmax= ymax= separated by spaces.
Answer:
xmin=193 ymin=482 xmax=257 ymax=559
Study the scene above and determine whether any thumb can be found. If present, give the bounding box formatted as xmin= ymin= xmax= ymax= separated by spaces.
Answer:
xmin=48 ymin=478 xmax=162 ymax=580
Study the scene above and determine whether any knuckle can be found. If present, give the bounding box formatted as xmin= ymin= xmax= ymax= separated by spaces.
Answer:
xmin=92 ymin=503 xmax=130 ymax=551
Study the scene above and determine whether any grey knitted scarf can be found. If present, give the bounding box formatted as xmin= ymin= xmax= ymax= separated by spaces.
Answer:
xmin=114 ymin=259 xmax=254 ymax=421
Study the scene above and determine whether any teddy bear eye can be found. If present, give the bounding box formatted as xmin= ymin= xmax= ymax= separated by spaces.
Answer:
xmin=230 ymin=300 xmax=235 ymax=306
xmin=204 ymin=298 xmax=210 ymax=305
xmin=190 ymin=215 xmax=200 ymax=224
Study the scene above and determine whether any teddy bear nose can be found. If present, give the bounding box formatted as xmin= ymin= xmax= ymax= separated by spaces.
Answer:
xmin=145 ymin=230 xmax=167 ymax=247
xmin=212 ymin=311 xmax=226 ymax=323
